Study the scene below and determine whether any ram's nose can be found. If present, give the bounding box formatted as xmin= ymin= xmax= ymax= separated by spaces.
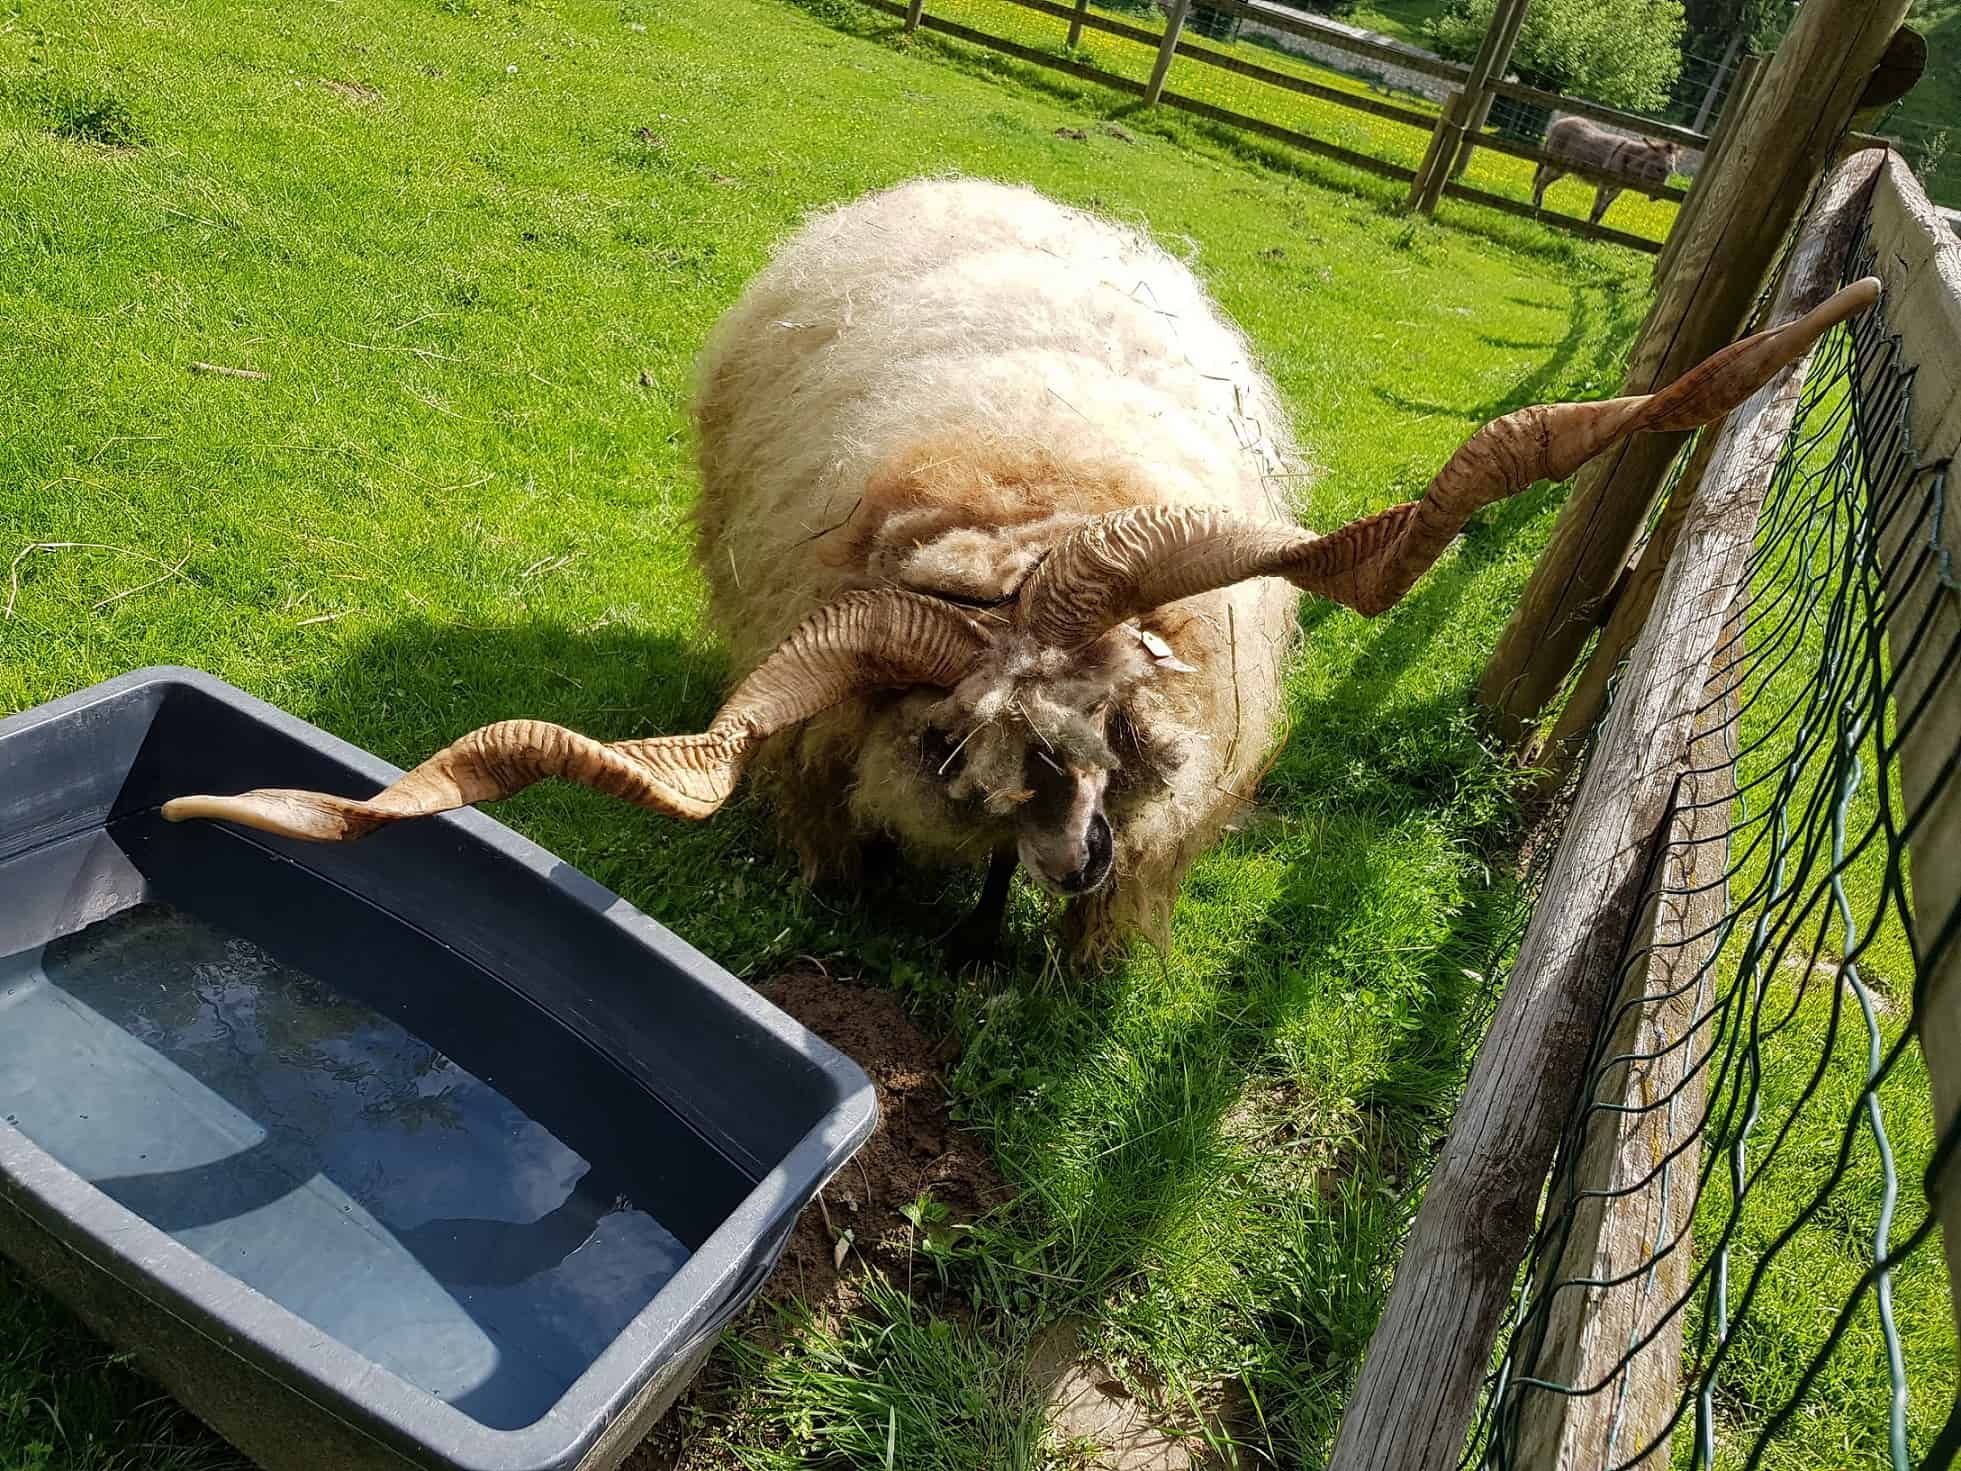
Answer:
xmin=1061 ymin=812 xmax=1114 ymax=893
xmin=1020 ymin=812 xmax=1115 ymax=896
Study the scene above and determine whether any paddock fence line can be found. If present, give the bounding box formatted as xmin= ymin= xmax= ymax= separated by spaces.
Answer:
xmin=1330 ymin=149 xmax=1961 ymax=1471
xmin=863 ymin=0 xmax=1704 ymax=252
xmin=1474 ymin=0 xmax=1924 ymax=750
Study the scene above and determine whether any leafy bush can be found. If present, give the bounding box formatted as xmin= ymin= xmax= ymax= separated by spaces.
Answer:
xmin=1428 ymin=0 xmax=1685 ymax=111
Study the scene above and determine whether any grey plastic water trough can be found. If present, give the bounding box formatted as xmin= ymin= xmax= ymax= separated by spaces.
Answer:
xmin=0 ymin=667 xmax=876 ymax=1471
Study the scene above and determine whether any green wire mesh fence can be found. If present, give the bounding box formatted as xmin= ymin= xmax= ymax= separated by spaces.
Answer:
xmin=1467 ymin=190 xmax=1960 ymax=1471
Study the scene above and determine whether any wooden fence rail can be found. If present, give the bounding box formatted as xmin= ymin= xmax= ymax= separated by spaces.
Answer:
xmin=879 ymin=0 xmax=1707 ymax=251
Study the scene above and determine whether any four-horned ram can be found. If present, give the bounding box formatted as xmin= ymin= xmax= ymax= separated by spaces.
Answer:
xmin=1531 ymin=116 xmax=1683 ymax=226
xmin=163 ymin=178 xmax=1878 ymax=965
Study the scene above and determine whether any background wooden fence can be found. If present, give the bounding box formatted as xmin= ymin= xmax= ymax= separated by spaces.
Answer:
xmin=870 ymin=0 xmax=1711 ymax=252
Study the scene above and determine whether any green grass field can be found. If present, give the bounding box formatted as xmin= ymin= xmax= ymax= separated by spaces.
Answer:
xmin=0 ymin=0 xmax=1946 ymax=1465
xmin=1343 ymin=0 xmax=1455 ymax=47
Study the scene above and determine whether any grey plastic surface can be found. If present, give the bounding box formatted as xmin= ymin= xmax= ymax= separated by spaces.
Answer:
xmin=0 ymin=668 xmax=878 ymax=1471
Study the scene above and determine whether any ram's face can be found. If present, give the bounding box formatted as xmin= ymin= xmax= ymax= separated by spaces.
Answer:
xmin=884 ymin=627 xmax=1180 ymax=896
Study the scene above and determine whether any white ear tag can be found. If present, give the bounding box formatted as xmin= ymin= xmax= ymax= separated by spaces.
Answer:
xmin=1135 ymin=627 xmax=1198 ymax=674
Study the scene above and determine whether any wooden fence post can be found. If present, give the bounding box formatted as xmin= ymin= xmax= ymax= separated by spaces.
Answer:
xmin=1652 ymin=52 xmax=1763 ymax=288
xmin=1864 ymin=153 xmax=1961 ymax=1339
xmin=904 ymin=0 xmax=925 ymax=30
xmin=1066 ymin=0 xmax=1089 ymax=48
xmin=1448 ymin=0 xmax=1530 ymax=179
xmin=1510 ymin=612 xmax=1736 ymax=1470
xmin=1535 ymin=149 xmax=1890 ymax=773
xmin=1327 ymin=156 xmax=1884 ymax=1471
xmin=1407 ymin=0 xmax=1528 ymax=213
xmin=1145 ymin=0 xmax=1192 ymax=107
xmin=1405 ymin=89 xmax=1464 ymax=214
xmin=1503 ymin=147 xmax=1876 ymax=1449
xmin=1473 ymin=0 xmax=1914 ymax=746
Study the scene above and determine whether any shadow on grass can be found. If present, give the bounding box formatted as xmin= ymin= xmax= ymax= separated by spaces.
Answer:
xmin=949 ymin=763 xmax=1525 ymax=1459
xmin=294 ymin=615 xmax=994 ymax=969
xmin=1371 ymin=279 xmax=1646 ymax=425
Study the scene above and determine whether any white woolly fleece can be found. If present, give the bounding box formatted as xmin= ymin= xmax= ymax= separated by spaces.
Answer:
xmin=689 ymin=175 xmax=1312 ymax=951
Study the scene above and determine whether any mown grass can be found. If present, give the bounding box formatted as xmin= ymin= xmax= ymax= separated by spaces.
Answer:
xmin=0 ymin=0 xmax=1937 ymax=1467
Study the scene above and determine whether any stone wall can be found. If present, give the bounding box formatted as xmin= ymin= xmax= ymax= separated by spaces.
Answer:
xmin=1224 ymin=6 xmax=1456 ymax=104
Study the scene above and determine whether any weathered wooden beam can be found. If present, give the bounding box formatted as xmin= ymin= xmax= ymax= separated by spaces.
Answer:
xmin=1530 ymin=431 xmax=1721 ymax=767
xmin=1326 ymin=153 xmax=1883 ymax=1471
xmin=1533 ymin=151 xmax=1889 ymax=771
xmin=1865 ymin=153 xmax=1961 ymax=1340
xmin=1066 ymin=0 xmax=1088 ymax=48
xmin=1476 ymin=0 xmax=1913 ymax=744
xmin=1508 ymin=606 xmax=1737 ymax=1471
xmin=905 ymin=0 xmax=926 ymax=32
xmin=1145 ymin=0 xmax=1192 ymax=106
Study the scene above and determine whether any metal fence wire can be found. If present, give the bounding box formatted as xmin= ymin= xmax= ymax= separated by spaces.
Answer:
xmin=1466 ymin=196 xmax=1961 ymax=1470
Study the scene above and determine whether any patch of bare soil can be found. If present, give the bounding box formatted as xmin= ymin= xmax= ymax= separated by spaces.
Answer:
xmin=754 ymin=966 xmax=1010 ymax=1315
xmin=624 ymin=966 xmax=1009 ymax=1470
xmin=1033 ymin=1322 xmax=1251 ymax=1470
xmin=320 ymin=78 xmax=382 ymax=104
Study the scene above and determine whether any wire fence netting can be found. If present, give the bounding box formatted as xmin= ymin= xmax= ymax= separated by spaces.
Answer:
xmin=1467 ymin=192 xmax=1961 ymax=1470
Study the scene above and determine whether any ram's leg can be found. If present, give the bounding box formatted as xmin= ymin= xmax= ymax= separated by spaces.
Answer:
xmin=857 ymin=831 xmax=902 ymax=886
xmin=945 ymin=849 xmax=1017 ymax=969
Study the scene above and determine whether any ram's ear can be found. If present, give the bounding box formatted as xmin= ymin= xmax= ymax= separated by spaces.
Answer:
xmin=162 ymin=591 xmax=993 ymax=842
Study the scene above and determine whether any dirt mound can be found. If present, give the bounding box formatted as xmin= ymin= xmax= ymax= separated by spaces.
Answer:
xmin=756 ymin=966 xmax=1009 ymax=1316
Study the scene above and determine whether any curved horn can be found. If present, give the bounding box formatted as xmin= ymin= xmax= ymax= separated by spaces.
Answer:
xmin=161 ymin=589 xmax=990 ymax=843
xmin=1019 ymin=276 xmax=1881 ymax=647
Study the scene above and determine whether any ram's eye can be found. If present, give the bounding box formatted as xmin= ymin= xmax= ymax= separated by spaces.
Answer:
xmin=920 ymin=727 xmax=965 ymax=778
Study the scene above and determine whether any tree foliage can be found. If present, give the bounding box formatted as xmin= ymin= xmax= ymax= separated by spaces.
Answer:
xmin=1681 ymin=0 xmax=1789 ymax=54
xmin=1428 ymin=0 xmax=1688 ymax=110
